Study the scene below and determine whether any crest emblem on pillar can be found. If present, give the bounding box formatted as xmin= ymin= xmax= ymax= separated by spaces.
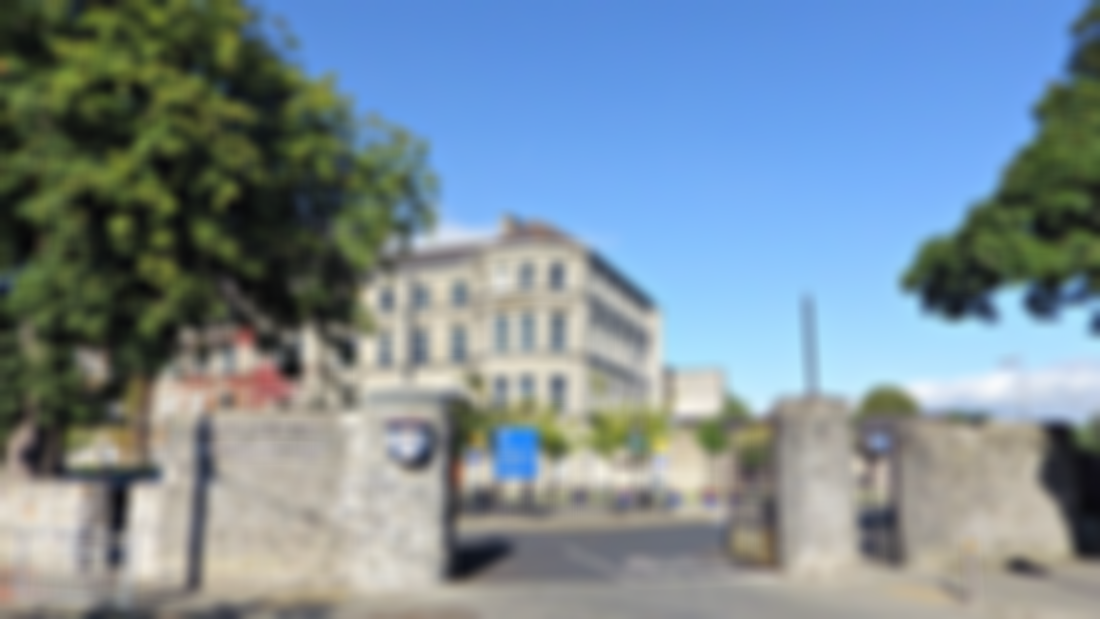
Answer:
xmin=385 ymin=418 xmax=437 ymax=469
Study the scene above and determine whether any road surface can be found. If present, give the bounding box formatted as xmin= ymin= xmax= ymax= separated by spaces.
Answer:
xmin=453 ymin=521 xmax=742 ymax=586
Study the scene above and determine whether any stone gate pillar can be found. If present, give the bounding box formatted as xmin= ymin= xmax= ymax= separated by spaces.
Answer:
xmin=344 ymin=389 xmax=457 ymax=594
xmin=773 ymin=395 xmax=858 ymax=578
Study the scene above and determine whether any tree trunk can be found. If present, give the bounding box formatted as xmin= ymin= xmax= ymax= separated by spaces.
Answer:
xmin=708 ymin=455 xmax=717 ymax=502
xmin=127 ymin=376 xmax=153 ymax=466
xmin=3 ymin=416 xmax=38 ymax=479
xmin=2 ymin=411 xmax=65 ymax=478
xmin=37 ymin=423 xmax=66 ymax=476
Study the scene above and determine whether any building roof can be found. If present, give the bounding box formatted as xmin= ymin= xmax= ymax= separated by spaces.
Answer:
xmin=587 ymin=250 xmax=654 ymax=310
xmin=397 ymin=243 xmax=483 ymax=270
xmin=497 ymin=218 xmax=579 ymax=246
xmin=384 ymin=215 xmax=656 ymax=310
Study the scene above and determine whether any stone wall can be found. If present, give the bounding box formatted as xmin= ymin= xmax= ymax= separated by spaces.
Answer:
xmin=894 ymin=420 xmax=1076 ymax=571
xmin=0 ymin=480 xmax=111 ymax=581
xmin=132 ymin=390 xmax=455 ymax=595
xmin=772 ymin=396 xmax=858 ymax=577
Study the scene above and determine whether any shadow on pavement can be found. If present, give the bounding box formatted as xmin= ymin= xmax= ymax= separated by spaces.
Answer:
xmin=1007 ymin=557 xmax=1049 ymax=578
xmin=449 ymin=536 xmax=514 ymax=582
xmin=4 ymin=602 xmax=336 ymax=619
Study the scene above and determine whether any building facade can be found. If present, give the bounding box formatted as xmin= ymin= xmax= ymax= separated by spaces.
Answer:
xmin=357 ymin=216 xmax=664 ymax=417
xmin=151 ymin=216 xmax=665 ymax=420
xmin=664 ymin=367 xmax=727 ymax=424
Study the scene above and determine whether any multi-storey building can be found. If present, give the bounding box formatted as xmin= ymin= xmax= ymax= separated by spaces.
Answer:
xmin=664 ymin=367 xmax=727 ymax=424
xmin=358 ymin=216 xmax=664 ymax=417
xmin=152 ymin=215 xmax=664 ymax=419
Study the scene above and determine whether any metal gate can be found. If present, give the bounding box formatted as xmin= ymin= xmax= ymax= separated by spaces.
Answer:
xmin=724 ymin=420 xmax=779 ymax=567
xmin=855 ymin=418 xmax=901 ymax=564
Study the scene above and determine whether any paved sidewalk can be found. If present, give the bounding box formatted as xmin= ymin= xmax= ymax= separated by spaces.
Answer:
xmin=935 ymin=559 xmax=1100 ymax=619
xmin=0 ymin=568 xmax=974 ymax=619
xmin=4 ymin=560 xmax=1097 ymax=618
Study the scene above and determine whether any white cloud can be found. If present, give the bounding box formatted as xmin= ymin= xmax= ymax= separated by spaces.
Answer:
xmin=905 ymin=359 xmax=1100 ymax=423
xmin=412 ymin=221 xmax=497 ymax=250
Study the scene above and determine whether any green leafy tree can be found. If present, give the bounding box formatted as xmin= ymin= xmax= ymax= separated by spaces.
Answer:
xmin=529 ymin=408 xmax=573 ymax=500
xmin=451 ymin=371 xmax=497 ymax=453
xmin=1076 ymin=413 xmax=1100 ymax=454
xmin=695 ymin=417 xmax=729 ymax=490
xmin=856 ymin=385 xmax=921 ymax=421
xmin=721 ymin=393 xmax=753 ymax=424
xmin=588 ymin=411 xmax=628 ymax=460
xmin=633 ymin=407 xmax=671 ymax=458
xmin=902 ymin=3 xmax=1100 ymax=332
xmin=588 ymin=411 xmax=629 ymax=498
xmin=0 ymin=0 xmax=436 ymax=474
xmin=732 ymin=422 xmax=773 ymax=479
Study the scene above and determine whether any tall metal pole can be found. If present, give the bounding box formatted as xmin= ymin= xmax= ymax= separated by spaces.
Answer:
xmin=802 ymin=295 xmax=819 ymax=397
xmin=402 ymin=234 xmax=415 ymax=386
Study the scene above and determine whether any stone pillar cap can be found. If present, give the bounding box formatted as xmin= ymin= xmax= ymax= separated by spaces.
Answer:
xmin=363 ymin=388 xmax=464 ymax=407
xmin=769 ymin=394 xmax=849 ymax=419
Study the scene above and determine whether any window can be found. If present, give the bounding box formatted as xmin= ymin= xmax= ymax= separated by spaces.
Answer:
xmin=549 ymin=263 xmax=566 ymax=290
xmin=550 ymin=375 xmax=568 ymax=412
xmin=551 ymin=312 xmax=567 ymax=352
xmin=336 ymin=336 xmax=358 ymax=368
xmin=377 ymin=333 xmax=393 ymax=368
xmin=521 ymin=313 xmax=536 ymax=352
xmin=494 ymin=376 xmax=509 ymax=408
xmin=492 ymin=262 xmax=511 ymax=292
xmin=412 ymin=284 xmax=430 ymax=310
xmin=495 ymin=314 xmax=509 ymax=353
xmin=411 ymin=328 xmax=429 ymax=366
xmin=519 ymin=263 xmax=535 ymax=290
xmin=379 ymin=288 xmax=395 ymax=313
xmin=452 ymin=281 xmax=468 ymax=307
xmin=278 ymin=338 xmax=303 ymax=379
xmin=520 ymin=374 xmax=535 ymax=403
xmin=450 ymin=326 xmax=467 ymax=363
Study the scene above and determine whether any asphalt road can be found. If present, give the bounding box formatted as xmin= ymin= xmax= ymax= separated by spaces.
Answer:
xmin=452 ymin=521 xmax=747 ymax=586
xmin=434 ymin=521 xmax=975 ymax=618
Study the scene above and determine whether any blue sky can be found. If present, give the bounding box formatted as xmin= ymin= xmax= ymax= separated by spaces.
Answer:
xmin=259 ymin=0 xmax=1100 ymax=421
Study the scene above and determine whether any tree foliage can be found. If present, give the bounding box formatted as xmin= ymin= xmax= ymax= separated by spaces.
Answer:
xmin=902 ymin=3 xmax=1100 ymax=332
xmin=694 ymin=417 xmax=729 ymax=457
xmin=721 ymin=393 xmax=752 ymax=423
xmin=585 ymin=407 xmax=669 ymax=462
xmin=0 ymin=0 xmax=436 ymax=470
xmin=588 ymin=411 xmax=629 ymax=460
xmin=1076 ymin=413 xmax=1100 ymax=454
xmin=856 ymin=384 xmax=921 ymax=421
xmin=732 ymin=422 xmax=773 ymax=474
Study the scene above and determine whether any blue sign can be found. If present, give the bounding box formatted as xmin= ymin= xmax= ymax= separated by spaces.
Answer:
xmin=494 ymin=426 xmax=539 ymax=481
